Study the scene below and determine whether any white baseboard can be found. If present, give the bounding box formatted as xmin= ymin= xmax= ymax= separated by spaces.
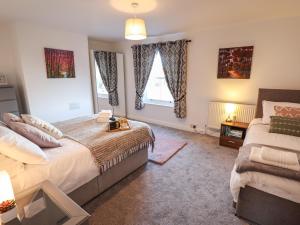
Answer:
xmin=127 ymin=114 xmax=205 ymax=134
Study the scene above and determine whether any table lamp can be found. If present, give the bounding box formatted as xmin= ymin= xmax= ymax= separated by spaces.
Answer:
xmin=0 ymin=171 xmax=17 ymax=224
xmin=225 ymin=103 xmax=236 ymax=122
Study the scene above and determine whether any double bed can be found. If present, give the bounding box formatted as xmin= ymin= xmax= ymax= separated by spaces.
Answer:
xmin=230 ymin=88 xmax=300 ymax=225
xmin=5 ymin=115 xmax=153 ymax=206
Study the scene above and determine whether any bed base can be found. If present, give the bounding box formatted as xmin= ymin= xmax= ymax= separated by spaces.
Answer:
xmin=236 ymin=186 xmax=300 ymax=225
xmin=68 ymin=147 xmax=148 ymax=206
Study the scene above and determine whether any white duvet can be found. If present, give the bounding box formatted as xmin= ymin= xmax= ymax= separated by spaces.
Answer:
xmin=230 ymin=118 xmax=300 ymax=203
xmin=10 ymin=138 xmax=99 ymax=195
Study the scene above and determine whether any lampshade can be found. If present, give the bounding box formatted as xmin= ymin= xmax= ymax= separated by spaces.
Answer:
xmin=125 ymin=18 xmax=147 ymax=40
xmin=225 ymin=103 xmax=236 ymax=114
xmin=0 ymin=171 xmax=15 ymax=205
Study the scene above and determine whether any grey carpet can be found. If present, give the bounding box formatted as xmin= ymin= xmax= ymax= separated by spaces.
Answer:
xmin=84 ymin=124 xmax=245 ymax=225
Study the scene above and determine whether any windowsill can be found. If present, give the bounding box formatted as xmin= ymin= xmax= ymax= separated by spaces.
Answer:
xmin=97 ymin=94 xmax=108 ymax=99
xmin=144 ymin=99 xmax=174 ymax=108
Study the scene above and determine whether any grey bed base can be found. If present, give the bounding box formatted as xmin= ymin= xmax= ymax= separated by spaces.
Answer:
xmin=68 ymin=147 xmax=148 ymax=206
xmin=235 ymin=88 xmax=300 ymax=225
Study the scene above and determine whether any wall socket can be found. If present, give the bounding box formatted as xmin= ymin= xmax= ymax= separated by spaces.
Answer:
xmin=69 ymin=103 xmax=80 ymax=110
xmin=190 ymin=124 xmax=197 ymax=129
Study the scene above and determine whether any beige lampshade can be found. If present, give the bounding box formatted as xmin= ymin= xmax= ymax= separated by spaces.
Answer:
xmin=125 ymin=18 xmax=147 ymax=40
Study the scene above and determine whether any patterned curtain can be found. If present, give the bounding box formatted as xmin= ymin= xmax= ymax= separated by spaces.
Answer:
xmin=132 ymin=44 xmax=157 ymax=110
xmin=157 ymin=40 xmax=189 ymax=118
xmin=94 ymin=51 xmax=119 ymax=106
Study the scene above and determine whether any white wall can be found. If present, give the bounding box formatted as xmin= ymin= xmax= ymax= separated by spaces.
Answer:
xmin=14 ymin=23 xmax=93 ymax=122
xmin=117 ymin=17 xmax=300 ymax=132
xmin=0 ymin=22 xmax=17 ymax=86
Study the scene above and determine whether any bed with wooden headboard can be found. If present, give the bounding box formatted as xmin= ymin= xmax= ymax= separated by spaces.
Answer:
xmin=234 ymin=88 xmax=300 ymax=225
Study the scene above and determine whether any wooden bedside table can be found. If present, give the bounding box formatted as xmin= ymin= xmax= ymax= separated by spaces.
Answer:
xmin=219 ymin=121 xmax=249 ymax=149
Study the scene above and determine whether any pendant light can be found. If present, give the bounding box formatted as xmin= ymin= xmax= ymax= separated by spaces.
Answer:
xmin=125 ymin=2 xmax=147 ymax=40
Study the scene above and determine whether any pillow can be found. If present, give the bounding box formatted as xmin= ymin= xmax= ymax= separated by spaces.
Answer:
xmin=9 ymin=122 xmax=62 ymax=148
xmin=269 ymin=116 xmax=300 ymax=137
xmin=21 ymin=114 xmax=63 ymax=139
xmin=0 ymin=125 xmax=48 ymax=164
xmin=262 ymin=101 xmax=300 ymax=124
xmin=0 ymin=153 xmax=25 ymax=178
xmin=2 ymin=113 xmax=23 ymax=125
xmin=274 ymin=106 xmax=300 ymax=119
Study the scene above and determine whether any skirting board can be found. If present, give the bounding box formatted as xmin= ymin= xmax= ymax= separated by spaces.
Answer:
xmin=128 ymin=114 xmax=205 ymax=134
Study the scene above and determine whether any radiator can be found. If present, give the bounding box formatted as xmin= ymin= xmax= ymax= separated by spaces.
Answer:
xmin=207 ymin=102 xmax=256 ymax=129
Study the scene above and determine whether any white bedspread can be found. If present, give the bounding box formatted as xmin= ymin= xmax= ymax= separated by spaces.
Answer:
xmin=230 ymin=118 xmax=300 ymax=203
xmin=11 ymin=138 xmax=99 ymax=195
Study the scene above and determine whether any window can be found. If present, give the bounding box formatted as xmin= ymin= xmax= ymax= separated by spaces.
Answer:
xmin=144 ymin=52 xmax=174 ymax=107
xmin=94 ymin=61 xmax=108 ymax=98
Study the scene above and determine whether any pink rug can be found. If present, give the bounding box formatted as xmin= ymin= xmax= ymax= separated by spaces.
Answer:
xmin=148 ymin=137 xmax=187 ymax=164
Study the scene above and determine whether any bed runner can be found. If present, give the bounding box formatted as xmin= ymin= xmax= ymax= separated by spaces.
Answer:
xmin=236 ymin=144 xmax=300 ymax=182
xmin=55 ymin=116 xmax=154 ymax=174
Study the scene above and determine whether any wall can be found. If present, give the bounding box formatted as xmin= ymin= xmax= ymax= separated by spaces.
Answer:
xmin=14 ymin=23 xmax=93 ymax=122
xmin=117 ymin=17 xmax=300 ymax=132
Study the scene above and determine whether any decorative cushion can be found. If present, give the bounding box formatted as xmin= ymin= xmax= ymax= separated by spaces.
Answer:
xmin=269 ymin=116 xmax=300 ymax=137
xmin=21 ymin=114 xmax=63 ymax=139
xmin=2 ymin=113 xmax=23 ymax=125
xmin=274 ymin=106 xmax=300 ymax=119
xmin=262 ymin=101 xmax=300 ymax=124
xmin=9 ymin=122 xmax=62 ymax=148
xmin=0 ymin=125 xmax=48 ymax=164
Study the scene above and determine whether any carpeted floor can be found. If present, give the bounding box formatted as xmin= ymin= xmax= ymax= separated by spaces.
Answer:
xmin=84 ymin=124 xmax=246 ymax=225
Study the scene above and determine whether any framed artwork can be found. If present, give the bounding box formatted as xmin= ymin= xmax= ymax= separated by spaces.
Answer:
xmin=217 ymin=46 xmax=254 ymax=79
xmin=44 ymin=48 xmax=75 ymax=78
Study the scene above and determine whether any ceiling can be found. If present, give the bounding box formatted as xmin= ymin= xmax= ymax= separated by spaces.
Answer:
xmin=0 ymin=0 xmax=300 ymax=41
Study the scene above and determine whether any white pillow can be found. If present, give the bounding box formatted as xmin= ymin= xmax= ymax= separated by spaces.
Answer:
xmin=262 ymin=100 xmax=300 ymax=124
xmin=21 ymin=114 xmax=63 ymax=139
xmin=0 ymin=126 xmax=48 ymax=164
xmin=0 ymin=153 xmax=25 ymax=178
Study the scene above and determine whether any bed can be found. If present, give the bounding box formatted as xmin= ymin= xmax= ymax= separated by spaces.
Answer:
xmin=230 ymin=88 xmax=300 ymax=225
xmin=6 ymin=115 xmax=153 ymax=207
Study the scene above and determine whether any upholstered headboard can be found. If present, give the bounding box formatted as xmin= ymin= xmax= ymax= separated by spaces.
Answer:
xmin=255 ymin=88 xmax=300 ymax=118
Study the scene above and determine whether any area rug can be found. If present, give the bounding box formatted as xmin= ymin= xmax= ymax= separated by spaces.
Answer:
xmin=148 ymin=137 xmax=187 ymax=164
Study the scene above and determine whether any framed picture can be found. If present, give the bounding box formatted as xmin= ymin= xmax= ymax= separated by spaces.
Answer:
xmin=217 ymin=46 xmax=254 ymax=79
xmin=44 ymin=48 xmax=75 ymax=78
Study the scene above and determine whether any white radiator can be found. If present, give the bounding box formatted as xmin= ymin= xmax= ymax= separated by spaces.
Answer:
xmin=207 ymin=102 xmax=256 ymax=129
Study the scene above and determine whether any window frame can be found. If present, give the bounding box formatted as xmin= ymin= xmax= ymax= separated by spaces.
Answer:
xmin=94 ymin=60 xmax=109 ymax=99
xmin=143 ymin=52 xmax=174 ymax=107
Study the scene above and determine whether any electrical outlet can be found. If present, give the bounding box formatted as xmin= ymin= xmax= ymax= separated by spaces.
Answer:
xmin=69 ymin=103 xmax=80 ymax=110
xmin=190 ymin=124 xmax=197 ymax=129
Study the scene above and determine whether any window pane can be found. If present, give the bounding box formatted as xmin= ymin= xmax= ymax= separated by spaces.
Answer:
xmin=94 ymin=61 xmax=108 ymax=96
xmin=144 ymin=52 xmax=173 ymax=103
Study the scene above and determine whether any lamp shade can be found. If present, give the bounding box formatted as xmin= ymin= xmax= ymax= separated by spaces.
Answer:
xmin=125 ymin=18 xmax=147 ymax=40
xmin=0 ymin=171 xmax=15 ymax=205
xmin=225 ymin=103 xmax=236 ymax=114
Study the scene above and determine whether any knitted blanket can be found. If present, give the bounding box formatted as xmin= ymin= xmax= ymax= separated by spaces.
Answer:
xmin=55 ymin=116 xmax=154 ymax=174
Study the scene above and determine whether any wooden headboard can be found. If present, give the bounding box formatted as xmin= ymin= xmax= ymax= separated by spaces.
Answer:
xmin=255 ymin=88 xmax=300 ymax=118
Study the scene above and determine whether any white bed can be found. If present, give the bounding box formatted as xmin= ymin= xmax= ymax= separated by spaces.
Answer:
xmin=10 ymin=138 xmax=99 ymax=195
xmin=230 ymin=118 xmax=300 ymax=204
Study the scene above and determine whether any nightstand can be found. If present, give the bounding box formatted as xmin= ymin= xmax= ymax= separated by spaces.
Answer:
xmin=219 ymin=121 xmax=249 ymax=149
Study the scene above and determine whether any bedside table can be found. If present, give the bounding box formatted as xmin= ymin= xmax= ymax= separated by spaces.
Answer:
xmin=3 ymin=181 xmax=89 ymax=225
xmin=219 ymin=121 xmax=249 ymax=149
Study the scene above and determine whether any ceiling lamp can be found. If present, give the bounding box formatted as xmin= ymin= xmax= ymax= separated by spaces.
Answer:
xmin=125 ymin=2 xmax=147 ymax=40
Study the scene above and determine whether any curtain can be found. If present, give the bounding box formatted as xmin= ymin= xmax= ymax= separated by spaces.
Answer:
xmin=132 ymin=44 xmax=157 ymax=110
xmin=157 ymin=40 xmax=188 ymax=118
xmin=94 ymin=51 xmax=119 ymax=106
